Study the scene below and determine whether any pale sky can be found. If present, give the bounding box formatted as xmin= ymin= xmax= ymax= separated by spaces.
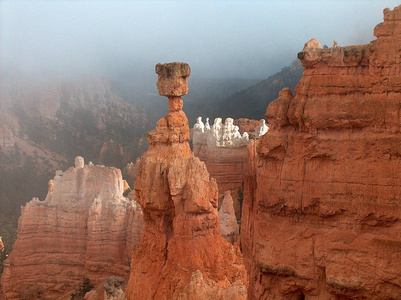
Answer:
xmin=1 ymin=0 xmax=399 ymax=81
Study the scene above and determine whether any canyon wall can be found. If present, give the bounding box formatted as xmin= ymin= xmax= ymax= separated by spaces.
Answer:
xmin=242 ymin=5 xmax=401 ymax=300
xmin=1 ymin=157 xmax=144 ymax=299
xmin=193 ymin=117 xmax=268 ymax=219
xmin=126 ymin=62 xmax=247 ymax=299
xmin=0 ymin=75 xmax=148 ymax=268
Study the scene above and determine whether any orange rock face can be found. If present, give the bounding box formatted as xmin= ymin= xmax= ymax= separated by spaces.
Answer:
xmin=242 ymin=5 xmax=401 ymax=300
xmin=125 ymin=62 xmax=247 ymax=300
xmin=122 ymin=158 xmax=140 ymax=189
xmin=193 ymin=141 xmax=248 ymax=219
xmin=1 ymin=157 xmax=144 ymax=299
xmin=234 ymin=118 xmax=261 ymax=136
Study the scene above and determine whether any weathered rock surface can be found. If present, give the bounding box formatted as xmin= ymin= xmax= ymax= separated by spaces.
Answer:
xmin=233 ymin=118 xmax=261 ymax=136
xmin=192 ymin=117 xmax=268 ymax=220
xmin=122 ymin=159 xmax=140 ymax=189
xmin=125 ymin=62 xmax=247 ymax=300
xmin=104 ymin=276 xmax=127 ymax=300
xmin=0 ymin=75 xmax=147 ymax=272
xmin=218 ymin=191 xmax=239 ymax=244
xmin=242 ymin=5 xmax=401 ymax=300
xmin=83 ymin=276 xmax=128 ymax=300
xmin=193 ymin=117 xmax=250 ymax=148
xmin=1 ymin=157 xmax=144 ymax=299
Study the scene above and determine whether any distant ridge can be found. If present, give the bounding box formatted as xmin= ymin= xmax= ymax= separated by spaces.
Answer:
xmin=216 ymin=60 xmax=303 ymax=120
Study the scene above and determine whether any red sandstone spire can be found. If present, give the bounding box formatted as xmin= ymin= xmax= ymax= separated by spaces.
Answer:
xmin=125 ymin=62 xmax=248 ymax=300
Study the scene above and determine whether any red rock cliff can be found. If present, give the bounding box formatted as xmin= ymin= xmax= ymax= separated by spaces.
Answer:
xmin=1 ymin=157 xmax=144 ymax=299
xmin=125 ymin=62 xmax=247 ymax=300
xmin=242 ymin=5 xmax=401 ymax=300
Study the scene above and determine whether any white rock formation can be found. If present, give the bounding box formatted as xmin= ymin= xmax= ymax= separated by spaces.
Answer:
xmin=205 ymin=117 xmax=211 ymax=131
xmin=193 ymin=117 xmax=205 ymax=133
xmin=75 ymin=156 xmax=85 ymax=168
xmin=192 ymin=117 xmax=249 ymax=148
xmin=255 ymin=119 xmax=269 ymax=138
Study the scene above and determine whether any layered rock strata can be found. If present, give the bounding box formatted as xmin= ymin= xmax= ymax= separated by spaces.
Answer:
xmin=126 ymin=62 xmax=247 ymax=300
xmin=192 ymin=117 xmax=268 ymax=219
xmin=1 ymin=157 xmax=144 ymax=299
xmin=242 ymin=5 xmax=401 ymax=299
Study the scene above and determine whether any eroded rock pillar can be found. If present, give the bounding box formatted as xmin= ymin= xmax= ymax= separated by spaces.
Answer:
xmin=126 ymin=62 xmax=247 ymax=300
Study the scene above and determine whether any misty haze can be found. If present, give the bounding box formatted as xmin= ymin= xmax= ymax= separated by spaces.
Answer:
xmin=1 ymin=1 xmax=401 ymax=299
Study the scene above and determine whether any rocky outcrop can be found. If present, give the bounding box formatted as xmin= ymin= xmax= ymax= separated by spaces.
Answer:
xmin=233 ymin=118 xmax=261 ymax=136
xmin=83 ymin=276 xmax=128 ymax=300
xmin=125 ymin=62 xmax=247 ymax=300
xmin=218 ymin=191 xmax=239 ymax=244
xmin=0 ymin=75 xmax=147 ymax=269
xmin=104 ymin=277 xmax=127 ymax=300
xmin=192 ymin=117 xmax=268 ymax=219
xmin=122 ymin=159 xmax=140 ymax=189
xmin=193 ymin=117 xmax=250 ymax=148
xmin=242 ymin=5 xmax=401 ymax=300
xmin=84 ymin=276 xmax=127 ymax=300
xmin=1 ymin=157 xmax=144 ymax=299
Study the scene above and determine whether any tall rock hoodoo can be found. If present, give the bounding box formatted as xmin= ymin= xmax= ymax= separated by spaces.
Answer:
xmin=242 ymin=5 xmax=401 ymax=300
xmin=1 ymin=157 xmax=144 ymax=299
xmin=125 ymin=62 xmax=247 ymax=300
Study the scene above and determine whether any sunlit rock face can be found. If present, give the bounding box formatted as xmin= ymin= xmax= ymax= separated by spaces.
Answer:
xmin=192 ymin=117 xmax=268 ymax=219
xmin=125 ymin=62 xmax=248 ymax=300
xmin=1 ymin=157 xmax=144 ymax=299
xmin=242 ymin=5 xmax=401 ymax=300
